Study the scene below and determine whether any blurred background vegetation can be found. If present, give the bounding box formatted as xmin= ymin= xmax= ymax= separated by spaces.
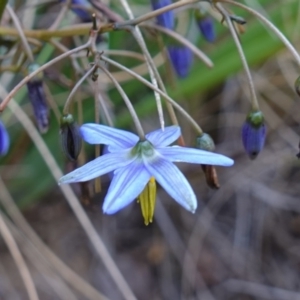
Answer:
xmin=1 ymin=0 xmax=300 ymax=299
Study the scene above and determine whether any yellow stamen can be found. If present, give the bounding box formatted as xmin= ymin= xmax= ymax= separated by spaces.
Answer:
xmin=138 ymin=177 xmax=156 ymax=225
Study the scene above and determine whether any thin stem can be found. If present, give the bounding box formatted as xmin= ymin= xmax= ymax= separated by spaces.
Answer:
xmin=101 ymin=56 xmax=203 ymax=135
xmin=141 ymin=23 xmax=213 ymax=68
xmin=118 ymin=0 xmax=165 ymax=129
xmin=99 ymin=64 xmax=145 ymax=139
xmin=49 ymin=0 xmax=70 ymax=30
xmin=6 ymin=4 xmax=34 ymax=62
xmin=0 ymin=84 xmax=137 ymax=300
xmin=0 ymin=42 xmax=91 ymax=112
xmin=221 ymin=0 xmax=300 ymax=67
xmin=218 ymin=4 xmax=259 ymax=111
xmin=0 ymin=24 xmax=91 ymax=39
xmin=130 ymin=27 xmax=165 ymax=130
xmin=115 ymin=0 xmax=205 ymax=29
xmin=0 ymin=209 xmax=39 ymax=300
xmin=0 ymin=177 xmax=107 ymax=300
xmin=63 ymin=64 xmax=97 ymax=115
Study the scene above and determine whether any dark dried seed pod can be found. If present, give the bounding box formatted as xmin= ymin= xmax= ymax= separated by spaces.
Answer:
xmin=242 ymin=111 xmax=266 ymax=160
xmin=60 ymin=114 xmax=82 ymax=161
xmin=27 ymin=63 xmax=49 ymax=134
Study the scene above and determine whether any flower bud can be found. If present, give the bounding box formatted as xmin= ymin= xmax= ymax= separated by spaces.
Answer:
xmin=242 ymin=111 xmax=266 ymax=159
xmin=60 ymin=114 xmax=82 ymax=161
xmin=295 ymin=76 xmax=300 ymax=97
xmin=26 ymin=63 xmax=49 ymax=134
xmin=0 ymin=120 xmax=9 ymax=156
xmin=196 ymin=133 xmax=215 ymax=151
xmin=59 ymin=0 xmax=92 ymax=22
xmin=195 ymin=10 xmax=215 ymax=43
xmin=151 ymin=0 xmax=174 ymax=30
xmin=167 ymin=46 xmax=193 ymax=78
xmin=196 ymin=133 xmax=219 ymax=189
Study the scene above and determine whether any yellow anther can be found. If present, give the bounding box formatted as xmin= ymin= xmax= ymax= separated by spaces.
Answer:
xmin=138 ymin=177 xmax=156 ymax=225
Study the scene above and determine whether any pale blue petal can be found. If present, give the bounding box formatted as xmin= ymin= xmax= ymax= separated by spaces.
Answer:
xmin=157 ymin=146 xmax=234 ymax=166
xmin=80 ymin=123 xmax=139 ymax=149
xmin=103 ymin=162 xmax=151 ymax=214
xmin=144 ymin=156 xmax=197 ymax=213
xmin=146 ymin=126 xmax=180 ymax=147
xmin=59 ymin=150 xmax=134 ymax=184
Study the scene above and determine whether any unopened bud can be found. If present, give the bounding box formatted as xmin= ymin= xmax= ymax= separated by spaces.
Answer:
xmin=195 ymin=10 xmax=215 ymax=43
xmin=0 ymin=120 xmax=9 ymax=156
xmin=60 ymin=114 xmax=82 ymax=161
xmin=196 ymin=133 xmax=219 ymax=189
xmin=27 ymin=63 xmax=49 ymax=134
xmin=196 ymin=133 xmax=215 ymax=151
xmin=151 ymin=0 xmax=174 ymax=30
xmin=167 ymin=46 xmax=193 ymax=78
xmin=242 ymin=111 xmax=266 ymax=159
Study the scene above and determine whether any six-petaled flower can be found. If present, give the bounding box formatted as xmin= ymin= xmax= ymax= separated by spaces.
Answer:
xmin=59 ymin=124 xmax=234 ymax=215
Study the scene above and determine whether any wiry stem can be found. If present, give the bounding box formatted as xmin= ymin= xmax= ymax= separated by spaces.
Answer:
xmin=221 ymin=0 xmax=300 ymax=67
xmin=6 ymin=4 xmax=34 ymax=62
xmin=101 ymin=56 xmax=203 ymax=135
xmin=99 ymin=64 xmax=145 ymax=139
xmin=0 ymin=209 xmax=39 ymax=300
xmin=63 ymin=64 xmax=97 ymax=115
xmin=0 ymin=84 xmax=137 ymax=300
xmin=218 ymin=4 xmax=259 ymax=111
xmin=141 ymin=23 xmax=213 ymax=68
xmin=0 ymin=42 xmax=91 ymax=112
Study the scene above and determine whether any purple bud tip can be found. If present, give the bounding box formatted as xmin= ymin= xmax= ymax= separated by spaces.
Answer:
xmin=242 ymin=112 xmax=266 ymax=160
xmin=167 ymin=46 xmax=193 ymax=78
xmin=0 ymin=120 xmax=9 ymax=156
xmin=151 ymin=0 xmax=174 ymax=30
xmin=197 ymin=16 xmax=215 ymax=43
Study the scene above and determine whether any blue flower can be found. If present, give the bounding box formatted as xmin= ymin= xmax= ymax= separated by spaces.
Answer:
xmin=59 ymin=124 xmax=234 ymax=214
xmin=167 ymin=46 xmax=193 ymax=78
xmin=0 ymin=120 xmax=9 ymax=156
xmin=151 ymin=0 xmax=175 ymax=30
xmin=196 ymin=16 xmax=215 ymax=43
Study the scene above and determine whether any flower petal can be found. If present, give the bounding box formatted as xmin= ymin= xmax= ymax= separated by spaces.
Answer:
xmin=80 ymin=124 xmax=139 ymax=149
xmin=145 ymin=126 xmax=180 ymax=147
xmin=144 ymin=156 xmax=197 ymax=213
xmin=59 ymin=150 xmax=134 ymax=184
xmin=103 ymin=161 xmax=151 ymax=214
xmin=158 ymin=146 xmax=234 ymax=166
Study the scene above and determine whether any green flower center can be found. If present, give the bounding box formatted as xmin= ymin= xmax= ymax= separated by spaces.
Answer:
xmin=131 ymin=140 xmax=155 ymax=158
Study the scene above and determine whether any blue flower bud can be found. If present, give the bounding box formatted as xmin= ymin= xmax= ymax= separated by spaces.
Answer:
xmin=59 ymin=0 xmax=91 ymax=22
xmin=0 ymin=120 xmax=9 ymax=156
xmin=195 ymin=10 xmax=215 ymax=43
xmin=60 ymin=114 xmax=82 ymax=161
xmin=26 ymin=64 xmax=49 ymax=134
xmin=150 ymin=0 xmax=174 ymax=30
xmin=167 ymin=46 xmax=193 ymax=78
xmin=242 ymin=111 xmax=266 ymax=160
